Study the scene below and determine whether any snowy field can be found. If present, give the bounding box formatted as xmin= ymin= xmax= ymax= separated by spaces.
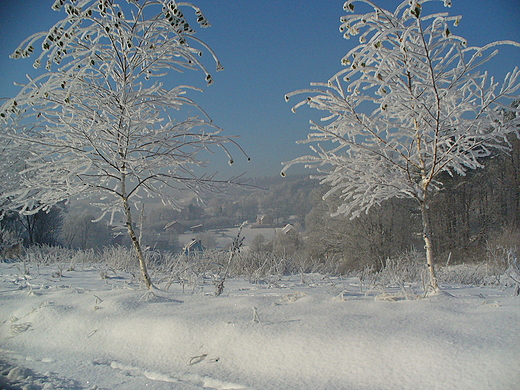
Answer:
xmin=1 ymin=261 xmax=519 ymax=390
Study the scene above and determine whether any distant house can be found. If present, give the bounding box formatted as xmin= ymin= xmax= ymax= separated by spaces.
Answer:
xmin=183 ymin=239 xmax=205 ymax=256
xmin=274 ymin=224 xmax=295 ymax=236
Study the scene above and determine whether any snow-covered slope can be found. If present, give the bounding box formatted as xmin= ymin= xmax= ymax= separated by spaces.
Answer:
xmin=1 ymin=262 xmax=519 ymax=390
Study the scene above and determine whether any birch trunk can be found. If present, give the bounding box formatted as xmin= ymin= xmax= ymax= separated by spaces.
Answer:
xmin=420 ymin=201 xmax=439 ymax=293
xmin=120 ymin=173 xmax=152 ymax=289
xmin=122 ymin=195 xmax=152 ymax=289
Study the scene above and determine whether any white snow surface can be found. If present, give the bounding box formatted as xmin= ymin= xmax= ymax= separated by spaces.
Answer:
xmin=1 ymin=262 xmax=519 ymax=390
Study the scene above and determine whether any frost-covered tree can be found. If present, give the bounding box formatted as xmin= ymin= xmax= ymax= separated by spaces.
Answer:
xmin=283 ymin=0 xmax=520 ymax=292
xmin=0 ymin=123 xmax=27 ymax=211
xmin=0 ymin=0 xmax=247 ymax=289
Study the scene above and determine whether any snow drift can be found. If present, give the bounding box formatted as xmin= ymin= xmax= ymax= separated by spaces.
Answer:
xmin=1 ymin=262 xmax=519 ymax=390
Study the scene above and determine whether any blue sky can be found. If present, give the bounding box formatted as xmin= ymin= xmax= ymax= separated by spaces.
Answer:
xmin=0 ymin=0 xmax=519 ymax=179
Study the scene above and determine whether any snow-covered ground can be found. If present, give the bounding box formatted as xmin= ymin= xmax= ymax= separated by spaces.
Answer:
xmin=1 ymin=261 xmax=519 ymax=390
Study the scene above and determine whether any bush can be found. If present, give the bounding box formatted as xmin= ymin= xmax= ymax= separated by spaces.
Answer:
xmin=9 ymin=239 xmax=519 ymax=293
xmin=377 ymin=249 xmax=427 ymax=287
xmin=0 ymin=228 xmax=23 ymax=260
xmin=23 ymin=244 xmax=75 ymax=266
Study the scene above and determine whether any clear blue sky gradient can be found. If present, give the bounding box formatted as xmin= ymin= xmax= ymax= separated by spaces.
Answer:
xmin=0 ymin=1 xmax=519 ymax=178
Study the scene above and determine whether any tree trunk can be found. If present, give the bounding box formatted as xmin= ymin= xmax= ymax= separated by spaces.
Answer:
xmin=23 ymin=214 xmax=36 ymax=245
xmin=122 ymin=195 xmax=152 ymax=289
xmin=420 ymin=201 xmax=439 ymax=293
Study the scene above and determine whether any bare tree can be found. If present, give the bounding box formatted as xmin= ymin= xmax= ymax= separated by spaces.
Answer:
xmin=0 ymin=0 xmax=247 ymax=288
xmin=61 ymin=211 xmax=112 ymax=249
xmin=283 ymin=0 xmax=520 ymax=292
xmin=18 ymin=206 xmax=64 ymax=246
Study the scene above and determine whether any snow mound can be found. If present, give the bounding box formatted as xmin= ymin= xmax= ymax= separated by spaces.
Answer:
xmin=1 ymin=263 xmax=519 ymax=390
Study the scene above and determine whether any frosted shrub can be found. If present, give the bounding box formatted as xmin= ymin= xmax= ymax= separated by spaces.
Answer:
xmin=156 ymin=252 xmax=200 ymax=292
xmin=483 ymin=228 xmax=520 ymax=291
xmin=19 ymin=244 xmax=76 ymax=276
xmin=487 ymin=247 xmax=519 ymax=292
xmin=486 ymin=227 xmax=519 ymax=268
xmin=0 ymin=228 xmax=23 ymax=261
xmin=152 ymin=248 xmax=309 ymax=292
xmin=23 ymin=244 xmax=74 ymax=266
xmin=57 ymin=248 xmax=97 ymax=271
xmin=370 ymin=248 xmax=514 ymax=289
xmin=307 ymin=253 xmax=345 ymax=276
xmin=99 ymin=246 xmax=139 ymax=275
xmin=377 ymin=250 xmax=427 ymax=288
xmin=232 ymin=251 xmax=270 ymax=282
xmin=182 ymin=250 xmax=227 ymax=278
xmin=358 ymin=265 xmax=378 ymax=294
xmin=413 ymin=236 xmax=518 ymax=288
xmin=437 ymin=263 xmax=500 ymax=286
xmin=153 ymin=250 xmax=224 ymax=292
xmin=233 ymin=252 xmax=291 ymax=284
xmin=211 ymin=221 xmax=246 ymax=295
xmin=221 ymin=251 xmax=343 ymax=284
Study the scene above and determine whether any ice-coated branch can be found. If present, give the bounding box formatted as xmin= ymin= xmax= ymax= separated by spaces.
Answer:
xmin=284 ymin=0 xmax=520 ymax=218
